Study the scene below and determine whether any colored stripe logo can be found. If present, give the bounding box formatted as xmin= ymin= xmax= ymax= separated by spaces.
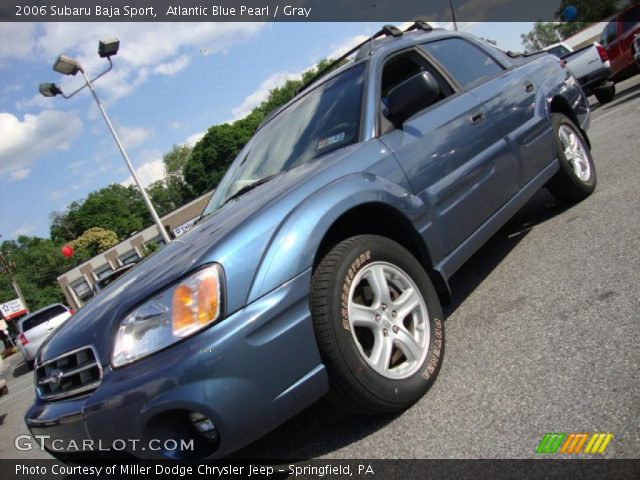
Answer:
xmin=536 ymin=433 xmax=613 ymax=454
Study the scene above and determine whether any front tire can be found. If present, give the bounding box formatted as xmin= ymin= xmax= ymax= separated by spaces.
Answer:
xmin=310 ymin=235 xmax=444 ymax=414
xmin=546 ymin=113 xmax=597 ymax=204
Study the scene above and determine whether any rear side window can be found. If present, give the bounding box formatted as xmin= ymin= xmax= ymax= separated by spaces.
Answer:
xmin=22 ymin=305 xmax=67 ymax=331
xmin=421 ymin=38 xmax=503 ymax=90
xmin=621 ymin=6 xmax=639 ymax=34
xmin=547 ymin=45 xmax=571 ymax=58
xmin=601 ymin=22 xmax=617 ymax=46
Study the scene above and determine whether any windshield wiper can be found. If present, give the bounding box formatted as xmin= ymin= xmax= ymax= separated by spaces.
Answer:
xmin=222 ymin=174 xmax=278 ymax=206
xmin=194 ymin=210 xmax=214 ymax=225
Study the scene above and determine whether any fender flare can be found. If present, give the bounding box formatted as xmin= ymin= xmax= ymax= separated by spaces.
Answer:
xmin=247 ymin=172 xmax=428 ymax=303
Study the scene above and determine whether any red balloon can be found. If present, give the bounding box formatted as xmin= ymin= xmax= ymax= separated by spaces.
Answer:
xmin=61 ymin=245 xmax=74 ymax=258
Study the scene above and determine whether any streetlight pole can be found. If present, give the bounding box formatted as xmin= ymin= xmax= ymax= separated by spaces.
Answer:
xmin=79 ymin=70 xmax=171 ymax=244
xmin=39 ymin=39 xmax=171 ymax=245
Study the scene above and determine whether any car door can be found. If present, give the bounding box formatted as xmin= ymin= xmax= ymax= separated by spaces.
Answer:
xmin=616 ymin=5 xmax=640 ymax=74
xmin=601 ymin=21 xmax=622 ymax=74
xmin=420 ymin=37 xmax=552 ymax=189
xmin=377 ymin=47 xmax=519 ymax=260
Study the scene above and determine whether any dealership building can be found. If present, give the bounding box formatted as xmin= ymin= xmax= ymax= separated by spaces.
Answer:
xmin=57 ymin=191 xmax=212 ymax=310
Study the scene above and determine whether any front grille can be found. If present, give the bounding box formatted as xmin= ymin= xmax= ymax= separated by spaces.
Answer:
xmin=35 ymin=346 xmax=102 ymax=401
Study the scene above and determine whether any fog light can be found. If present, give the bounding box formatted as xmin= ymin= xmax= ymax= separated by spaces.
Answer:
xmin=188 ymin=412 xmax=219 ymax=442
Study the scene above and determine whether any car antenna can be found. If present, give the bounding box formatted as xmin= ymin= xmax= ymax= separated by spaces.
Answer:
xmin=297 ymin=24 xmax=403 ymax=95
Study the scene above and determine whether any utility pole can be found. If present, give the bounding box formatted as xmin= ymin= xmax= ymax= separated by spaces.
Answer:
xmin=0 ymin=250 xmax=30 ymax=314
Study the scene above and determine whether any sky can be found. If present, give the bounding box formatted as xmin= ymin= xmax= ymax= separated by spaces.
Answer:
xmin=0 ymin=21 xmax=532 ymax=241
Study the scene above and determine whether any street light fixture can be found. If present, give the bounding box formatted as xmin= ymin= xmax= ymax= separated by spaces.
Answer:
xmin=39 ymin=38 xmax=172 ymax=245
xmin=98 ymin=37 xmax=120 ymax=58
xmin=38 ymin=83 xmax=63 ymax=97
xmin=53 ymin=54 xmax=82 ymax=75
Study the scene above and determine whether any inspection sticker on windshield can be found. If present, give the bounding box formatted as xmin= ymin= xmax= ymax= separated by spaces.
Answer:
xmin=318 ymin=132 xmax=345 ymax=149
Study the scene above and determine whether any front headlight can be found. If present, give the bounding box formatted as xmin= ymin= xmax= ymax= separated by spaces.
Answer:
xmin=112 ymin=264 xmax=224 ymax=367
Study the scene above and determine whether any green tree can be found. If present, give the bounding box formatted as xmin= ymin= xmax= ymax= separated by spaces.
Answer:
xmin=184 ymin=58 xmax=347 ymax=195
xmin=521 ymin=22 xmax=559 ymax=52
xmin=70 ymin=227 xmax=119 ymax=258
xmin=50 ymin=184 xmax=151 ymax=242
xmin=163 ymin=143 xmax=192 ymax=178
xmin=146 ymin=143 xmax=198 ymax=215
xmin=0 ymin=237 xmax=71 ymax=310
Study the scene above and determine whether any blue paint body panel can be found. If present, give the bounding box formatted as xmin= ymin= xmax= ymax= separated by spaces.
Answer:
xmin=25 ymin=30 xmax=591 ymax=459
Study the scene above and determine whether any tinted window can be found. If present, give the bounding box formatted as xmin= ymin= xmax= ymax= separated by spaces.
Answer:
xmin=379 ymin=51 xmax=453 ymax=133
xmin=205 ymin=63 xmax=366 ymax=212
xmin=621 ymin=6 xmax=639 ymax=34
xmin=381 ymin=50 xmax=452 ymax=99
xmin=547 ymin=45 xmax=571 ymax=58
xmin=22 ymin=305 xmax=67 ymax=331
xmin=119 ymin=250 xmax=140 ymax=265
xmin=421 ymin=38 xmax=503 ymax=90
xmin=72 ymin=279 xmax=93 ymax=302
xmin=94 ymin=264 xmax=113 ymax=280
xmin=601 ymin=22 xmax=617 ymax=46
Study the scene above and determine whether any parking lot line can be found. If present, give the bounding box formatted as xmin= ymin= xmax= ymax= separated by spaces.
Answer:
xmin=592 ymin=93 xmax=640 ymax=124
xmin=0 ymin=383 xmax=34 ymax=406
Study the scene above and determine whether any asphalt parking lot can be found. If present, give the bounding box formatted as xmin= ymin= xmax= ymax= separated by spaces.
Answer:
xmin=1 ymin=76 xmax=638 ymax=460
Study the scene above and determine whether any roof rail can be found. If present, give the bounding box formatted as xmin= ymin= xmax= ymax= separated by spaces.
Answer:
xmin=404 ymin=18 xmax=434 ymax=33
xmin=258 ymin=22 xmax=436 ymax=131
xmin=296 ymin=24 xmax=404 ymax=95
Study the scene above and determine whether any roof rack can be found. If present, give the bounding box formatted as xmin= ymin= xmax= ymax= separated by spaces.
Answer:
xmin=296 ymin=24 xmax=404 ymax=95
xmin=259 ymin=21 xmax=436 ymax=131
xmin=404 ymin=18 xmax=434 ymax=33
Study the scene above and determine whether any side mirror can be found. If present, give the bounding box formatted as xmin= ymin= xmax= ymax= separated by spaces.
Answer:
xmin=386 ymin=71 xmax=441 ymax=125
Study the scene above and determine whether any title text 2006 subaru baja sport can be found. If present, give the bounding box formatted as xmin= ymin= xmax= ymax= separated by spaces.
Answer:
xmin=26 ymin=24 xmax=596 ymax=460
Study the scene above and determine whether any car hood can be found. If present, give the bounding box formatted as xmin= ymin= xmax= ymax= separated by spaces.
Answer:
xmin=38 ymin=145 xmax=362 ymax=365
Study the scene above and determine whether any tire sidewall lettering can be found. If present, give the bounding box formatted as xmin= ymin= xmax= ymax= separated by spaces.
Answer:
xmin=341 ymin=250 xmax=371 ymax=332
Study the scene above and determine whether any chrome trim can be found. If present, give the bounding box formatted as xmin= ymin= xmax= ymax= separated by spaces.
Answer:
xmin=35 ymin=345 xmax=103 ymax=401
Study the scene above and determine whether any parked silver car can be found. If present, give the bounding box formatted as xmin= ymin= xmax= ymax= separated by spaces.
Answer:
xmin=18 ymin=304 xmax=73 ymax=368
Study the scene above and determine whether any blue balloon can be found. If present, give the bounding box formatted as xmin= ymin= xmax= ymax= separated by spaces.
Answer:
xmin=563 ymin=5 xmax=578 ymax=21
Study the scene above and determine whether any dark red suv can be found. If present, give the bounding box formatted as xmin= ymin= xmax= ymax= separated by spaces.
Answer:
xmin=600 ymin=4 xmax=640 ymax=82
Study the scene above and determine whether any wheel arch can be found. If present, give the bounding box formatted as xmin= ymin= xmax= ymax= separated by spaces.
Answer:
xmin=313 ymin=203 xmax=452 ymax=305
xmin=549 ymin=95 xmax=591 ymax=149
xmin=247 ymin=173 xmax=451 ymax=305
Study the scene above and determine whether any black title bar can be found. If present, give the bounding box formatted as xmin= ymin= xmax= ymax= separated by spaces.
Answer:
xmin=0 ymin=0 xmax=626 ymax=22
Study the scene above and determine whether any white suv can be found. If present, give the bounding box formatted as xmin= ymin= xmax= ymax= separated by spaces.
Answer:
xmin=18 ymin=304 xmax=73 ymax=368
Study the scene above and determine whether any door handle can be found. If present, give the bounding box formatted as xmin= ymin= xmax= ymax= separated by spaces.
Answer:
xmin=470 ymin=111 xmax=485 ymax=125
xmin=524 ymin=81 xmax=535 ymax=93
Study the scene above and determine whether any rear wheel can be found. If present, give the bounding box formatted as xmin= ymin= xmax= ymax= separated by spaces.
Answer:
xmin=311 ymin=235 xmax=444 ymax=414
xmin=594 ymin=84 xmax=615 ymax=104
xmin=546 ymin=113 xmax=596 ymax=204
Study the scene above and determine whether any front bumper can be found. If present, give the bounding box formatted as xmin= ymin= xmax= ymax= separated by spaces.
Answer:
xmin=25 ymin=269 xmax=328 ymax=459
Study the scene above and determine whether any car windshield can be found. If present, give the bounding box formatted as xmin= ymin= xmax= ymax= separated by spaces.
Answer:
xmin=203 ymin=63 xmax=366 ymax=213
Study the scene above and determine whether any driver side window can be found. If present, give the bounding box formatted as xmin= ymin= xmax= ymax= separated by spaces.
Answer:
xmin=379 ymin=50 xmax=452 ymax=134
